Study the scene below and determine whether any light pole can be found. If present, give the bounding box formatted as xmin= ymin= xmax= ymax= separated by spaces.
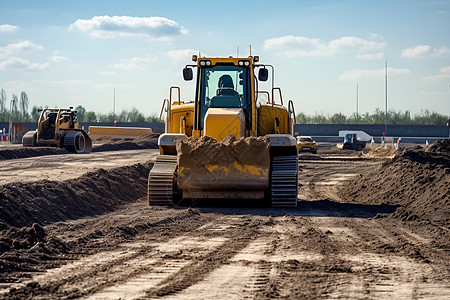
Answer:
xmin=385 ymin=61 xmax=388 ymax=138
xmin=356 ymin=83 xmax=359 ymax=123
xmin=9 ymin=98 xmax=16 ymax=143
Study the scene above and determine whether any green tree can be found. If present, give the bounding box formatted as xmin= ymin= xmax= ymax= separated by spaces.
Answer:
xmin=413 ymin=109 xmax=448 ymax=125
xmin=11 ymin=94 xmax=19 ymax=121
xmin=146 ymin=112 xmax=160 ymax=123
xmin=84 ymin=111 xmax=97 ymax=122
xmin=296 ymin=112 xmax=309 ymax=124
xmin=20 ymin=92 xmax=29 ymax=120
xmin=30 ymin=105 xmax=43 ymax=121
xmin=118 ymin=109 xmax=128 ymax=122
xmin=97 ymin=112 xmax=118 ymax=122
xmin=75 ymin=105 xmax=86 ymax=122
xmin=0 ymin=88 xmax=6 ymax=113
xmin=128 ymin=107 xmax=145 ymax=123
xmin=310 ymin=113 xmax=327 ymax=124
xmin=331 ymin=112 xmax=346 ymax=124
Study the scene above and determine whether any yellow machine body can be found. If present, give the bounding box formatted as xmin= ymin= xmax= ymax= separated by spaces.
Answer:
xmin=22 ymin=108 xmax=92 ymax=153
xmin=88 ymin=126 xmax=152 ymax=140
xmin=149 ymin=55 xmax=298 ymax=207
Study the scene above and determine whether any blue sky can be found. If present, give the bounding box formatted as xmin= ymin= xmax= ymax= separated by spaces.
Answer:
xmin=1 ymin=0 xmax=449 ymax=118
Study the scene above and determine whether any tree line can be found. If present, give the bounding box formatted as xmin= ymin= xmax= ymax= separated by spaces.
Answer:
xmin=0 ymin=88 xmax=160 ymax=123
xmin=0 ymin=88 xmax=448 ymax=125
xmin=296 ymin=108 xmax=449 ymax=125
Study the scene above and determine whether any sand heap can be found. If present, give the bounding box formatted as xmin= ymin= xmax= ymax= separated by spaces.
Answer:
xmin=340 ymin=139 xmax=449 ymax=225
xmin=91 ymin=133 xmax=159 ymax=152
xmin=0 ymin=162 xmax=152 ymax=229
xmin=176 ymin=135 xmax=270 ymax=190
xmin=363 ymin=146 xmax=399 ymax=159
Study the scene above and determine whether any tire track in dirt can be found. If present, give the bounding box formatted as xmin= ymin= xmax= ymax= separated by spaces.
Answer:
xmin=299 ymin=158 xmax=381 ymax=202
xmin=310 ymin=217 xmax=450 ymax=299
xmin=1 ymin=209 xmax=211 ymax=299
xmin=143 ymin=217 xmax=260 ymax=298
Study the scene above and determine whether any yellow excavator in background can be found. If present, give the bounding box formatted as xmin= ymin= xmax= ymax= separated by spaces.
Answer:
xmin=22 ymin=107 xmax=92 ymax=153
xmin=148 ymin=55 xmax=298 ymax=207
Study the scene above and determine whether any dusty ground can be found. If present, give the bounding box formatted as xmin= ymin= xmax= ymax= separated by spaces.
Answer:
xmin=0 ymin=139 xmax=449 ymax=299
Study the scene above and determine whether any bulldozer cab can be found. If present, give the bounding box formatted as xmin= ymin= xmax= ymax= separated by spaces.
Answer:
xmin=198 ymin=64 xmax=251 ymax=130
xmin=41 ymin=111 xmax=57 ymax=139
xmin=345 ymin=133 xmax=357 ymax=143
xmin=38 ymin=108 xmax=78 ymax=139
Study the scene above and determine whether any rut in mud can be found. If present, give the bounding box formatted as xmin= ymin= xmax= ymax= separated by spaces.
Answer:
xmin=0 ymin=140 xmax=449 ymax=299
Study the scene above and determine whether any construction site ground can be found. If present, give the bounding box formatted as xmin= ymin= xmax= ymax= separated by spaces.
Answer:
xmin=0 ymin=137 xmax=449 ymax=299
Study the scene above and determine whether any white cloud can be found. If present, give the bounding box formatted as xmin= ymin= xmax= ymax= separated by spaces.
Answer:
xmin=112 ymin=56 xmax=155 ymax=71
xmin=339 ymin=67 xmax=411 ymax=81
xmin=0 ymin=40 xmax=43 ymax=55
xmin=401 ymin=45 xmax=450 ymax=59
xmin=263 ymin=35 xmax=385 ymax=57
xmin=422 ymin=66 xmax=450 ymax=81
xmin=0 ymin=24 xmax=19 ymax=33
xmin=167 ymin=49 xmax=200 ymax=62
xmin=357 ymin=52 xmax=384 ymax=60
xmin=0 ymin=56 xmax=50 ymax=71
xmin=69 ymin=15 xmax=188 ymax=39
xmin=49 ymin=55 xmax=70 ymax=63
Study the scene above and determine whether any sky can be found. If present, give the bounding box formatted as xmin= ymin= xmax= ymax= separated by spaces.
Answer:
xmin=1 ymin=0 xmax=449 ymax=118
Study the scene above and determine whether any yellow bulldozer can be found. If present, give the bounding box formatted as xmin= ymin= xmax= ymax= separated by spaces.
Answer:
xmin=22 ymin=107 xmax=92 ymax=153
xmin=148 ymin=55 xmax=298 ymax=207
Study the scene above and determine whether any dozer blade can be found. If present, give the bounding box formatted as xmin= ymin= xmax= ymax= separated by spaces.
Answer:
xmin=176 ymin=135 xmax=270 ymax=199
xmin=88 ymin=126 xmax=152 ymax=140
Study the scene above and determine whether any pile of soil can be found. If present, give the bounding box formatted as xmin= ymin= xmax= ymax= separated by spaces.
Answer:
xmin=0 ymin=223 xmax=69 ymax=278
xmin=0 ymin=133 xmax=159 ymax=161
xmin=176 ymin=135 xmax=270 ymax=189
xmin=0 ymin=147 xmax=69 ymax=160
xmin=91 ymin=133 xmax=158 ymax=152
xmin=91 ymin=132 xmax=159 ymax=148
xmin=340 ymin=139 xmax=450 ymax=225
xmin=363 ymin=146 xmax=399 ymax=158
xmin=0 ymin=162 xmax=153 ymax=229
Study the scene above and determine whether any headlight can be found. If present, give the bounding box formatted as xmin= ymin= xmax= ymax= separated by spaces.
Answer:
xmin=199 ymin=60 xmax=211 ymax=66
xmin=238 ymin=60 xmax=250 ymax=66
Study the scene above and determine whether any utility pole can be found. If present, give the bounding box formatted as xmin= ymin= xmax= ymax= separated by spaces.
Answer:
xmin=385 ymin=61 xmax=388 ymax=137
xmin=113 ymin=88 xmax=116 ymax=115
xmin=9 ymin=98 xmax=16 ymax=143
xmin=356 ymin=83 xmax=359 ymax=123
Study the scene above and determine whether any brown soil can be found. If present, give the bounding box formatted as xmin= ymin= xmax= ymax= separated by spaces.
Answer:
xmin=339 ymin=139 xmax=450 ymax=226
xmin=0 ymin=142 xmax=449 ymax=299
xmin=177 ymin=135 xmax=269 ymax=167
xmin=363 ymin=145 xmax=399 ymax=158
xmin=177 ymin=135 xmax=270 ymax=190
xmin=0 ymin=133 xmax=159 ymax=161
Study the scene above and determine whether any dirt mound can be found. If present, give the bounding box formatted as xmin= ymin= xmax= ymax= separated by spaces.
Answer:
xmin=176 ymin=135 xmax=270 ymax=190
xmin=89 ymin=132 xmax=159 ymax=152
xmin=0 ymin=134 xmax=159 ymax=161
xmin=0 ymin=162 xmax=153 ymax=229
xmin=91 ymin=132 xmax=159 ymax=144
xmin=339 ymin=139 xmax=450 ymax=225
xmin=363 ymin=146 xmax=399 ymax=158
xmin=0 ymin=223 xmax=70 ymax=278
xmin=0 ymin=147 xmax=69 ymax=160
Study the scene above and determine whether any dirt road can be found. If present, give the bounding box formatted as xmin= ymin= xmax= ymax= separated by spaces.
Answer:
xmin=0 ymin=143 xmax=449 ymax=299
